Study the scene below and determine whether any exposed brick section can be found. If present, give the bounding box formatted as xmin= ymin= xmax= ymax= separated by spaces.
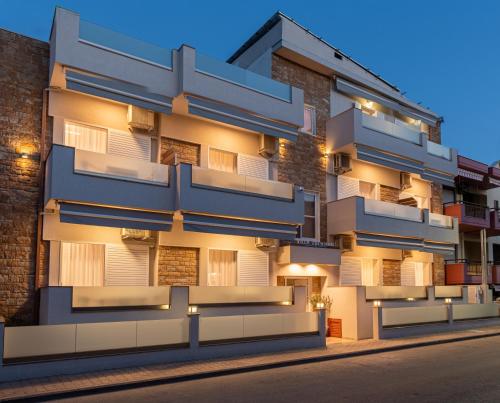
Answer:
xmin=428 ymin=121 xmax=441 ymax=144
xmin=383 ymin=259 xmax=401 ymax=286
xmin=380 ymin=185 xmax=400 ymax=204
xmin=431 ymin=183 xmax=443 ymax=214
xmin=276 ymin=276 xmax=285 ymax=286
xmin=0 ymin=30 xmax=48 ymax=325
xmin=312 ymin=276 xmax=322 ymax=295
xmin=272 ymin=55 xmax=328 ymax=241
xmin=38 ymin=240 xmax=50 ymax=288
xmin=161 ymin=137 xmax=200 ymax=166
xmin=433 ymin=254 xmax=445 ymax=286
xmin=158 ymin=246 xmax=199 ymax=286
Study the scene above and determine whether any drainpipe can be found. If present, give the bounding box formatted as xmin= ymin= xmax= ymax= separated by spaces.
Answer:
xmin=480 ymin=228 xmax=489 ymax=303
xmin=34 ymin=87 xmax=50 ymax=322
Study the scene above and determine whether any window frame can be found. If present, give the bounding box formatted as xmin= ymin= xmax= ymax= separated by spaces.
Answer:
xmin=300 ymin=104 xmax=317 ymax=136
xmin=297 ymin=191 xmax=320 ymax=241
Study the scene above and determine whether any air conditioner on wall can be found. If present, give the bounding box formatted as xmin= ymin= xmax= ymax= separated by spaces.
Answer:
xmin=127 ymin=105 xmax=155 ymax=132
xmin=259 ymin=135 xmax=279 ymax=159
xmin=332 ymin=234 xmax=353 ymax=251
xmin=255 ymin=237 xmax=278 ymax=251
xmin=121 ymin=228 xmax=152 ymax=241
xmin=400 ymin=172 xmax=413 ymax=190
xmin=332 ymin=153 xmax=352 ymax=175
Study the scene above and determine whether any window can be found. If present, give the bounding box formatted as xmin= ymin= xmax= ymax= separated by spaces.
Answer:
xmin=64 ymin=122 xmax=107 ymax=153
xmin=208 ymin=249 xmax=237 ymax=286
xmin=298 ymin=192 xmax=318 ymax=240
xmin=209 ymin=148 xmax=237 ymax=173
xmin=301 ymin=105 xmax=316 ymax=135
xmin=59 ymin=242 xmax=105 ymax=286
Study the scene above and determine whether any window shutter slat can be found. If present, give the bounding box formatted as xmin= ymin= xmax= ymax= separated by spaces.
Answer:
xmin=340 ymin=257 xmax=362 ymax=286
xmin=338 ymin=176 xmax=360 ymax=200
xmin=107 ymin=130 xmax=151 ymax=161
xmin=105 ymin=244 xmax=149 ymax=286
xmin=237 ymin=154 xmax=269 ymax=179
xmin=237 ymin=250 xmax=269 ymax=286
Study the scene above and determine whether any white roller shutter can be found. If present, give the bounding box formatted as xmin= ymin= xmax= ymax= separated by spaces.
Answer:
xmin=340 ymin=257 xmax=362 ymax=285
xmin=237 ymin=250 xmax=269 ymax=286
xmin=338 ymin=176 xmax=360 ymax=200
xmin=105 ymin=244 xmax=149 ymax=286
xmin=400 ymin=261 xmax=416 ymax=286
xmin=237 ymin=153 xmax=269 ymax=179
xmin=107 ymin=130 xmax=151 ymax=161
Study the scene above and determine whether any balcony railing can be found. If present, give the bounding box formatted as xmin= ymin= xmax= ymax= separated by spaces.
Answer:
xmin=361 ymin=112 xmax=421 ymax=145
xmin=427 ymin=140 xmax=452 ymax=160
xmin=191 ymin=166 xmax=293 ymax=200
xmin=74 ymin=149 xmax=169 ymax=185
xmin=444 ymin=259 xmax=488 ymax=285
xmin=195 ymin=53 xmax=292 ymax=102
xmin=364 ymin=199 xmax=422 ymax=222
xmin=428 ymin=212 xmax=453 ymax=228
xmin=79 ymin=19 xmax=172 ymax=68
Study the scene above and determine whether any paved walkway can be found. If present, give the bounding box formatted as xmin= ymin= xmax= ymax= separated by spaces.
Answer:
xmin=1 ymin=325 xmax=500 ymax=402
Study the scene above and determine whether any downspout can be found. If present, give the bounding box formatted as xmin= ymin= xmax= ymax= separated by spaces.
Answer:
xmin=34 ymin=87 xmax=50 ymax=322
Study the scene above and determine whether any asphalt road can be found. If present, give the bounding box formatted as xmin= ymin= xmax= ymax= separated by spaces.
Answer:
xmin=55 ymin=335 xmax=500 ymax=403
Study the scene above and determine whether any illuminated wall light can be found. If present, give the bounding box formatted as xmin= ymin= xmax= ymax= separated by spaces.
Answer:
xmin=373 ymin=300 xmax=382 ymax=307
xmin=406 ymin=297 xmax=415 ymax=302
xmin=365 ymin=101 xmax=374 ymax=108
xmin=444 ymin=298 xmax=452 ymax=304
xmin=281 ymin=301 xmax=292 ymax=306
xmin=21 ymin=153 xmax=29 ymax=159
xmin=160 ymin=304 xmax=170 ymax=310
xmin=316 ymin=302 xmax=325 ymax=309
xmin=188 ymin=305 xmax=198 ymax=314
xmin=305 ymin=264 xmax=319 ymax=274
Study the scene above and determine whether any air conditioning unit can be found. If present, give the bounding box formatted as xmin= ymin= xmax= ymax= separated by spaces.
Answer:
xmin=332 ymin=234 xmax=353 ymax=251
xmin=127 ymin=105 xmax=155 ymax=132
xmin=255 ymin=237 xmax=278 ymax=252
xmin=121 ymin=228 xmax=152 ymax=240
xmin=332 ymin=153 xmax=352 ymax=175
xmin=259 ymin=135 xmax=278 ymax=159
xmin=400 ymin=172 xmax=413 ymax=190
xmin=402 ymin=250 xmax=413 ymax=259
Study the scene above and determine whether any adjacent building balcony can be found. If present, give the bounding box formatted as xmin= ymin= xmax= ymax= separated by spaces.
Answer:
xmin=489 ymin=209 xmax=500 ymax=236
xmin=445 ymin=260 xmax=490 ymax=285
xmin=492 ymin=265 xmax=500 ymax=285
xmin=50 ymin=8 xmax=304 ymax=141
xmin=45 ymin=145 xmax=176 ymax=230
xmin=326 ymin=107 xmax=457 ymax=186
xmin=177 ymin=164 xmax=304 ymax=240
xmin=327 ymin=197 xmax=458 ymax=254
xmin=443 ymin=202 xmax=490 ymax=232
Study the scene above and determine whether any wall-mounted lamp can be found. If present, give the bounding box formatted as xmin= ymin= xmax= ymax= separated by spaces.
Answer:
xmin=365 ymin=101 xmax=374 ymax=109
xmin=316 ymin=302 xmax=325 ymax=309
xmin=373 ymin=300 xmax=382 ymax=307
xmin=444 ymin=298 xmax=452 ymax=304
xmin=21 ymin=153 xmax=29 ymax=159
xmin=281 ymin=301 xmax=292 ymax=306
xmin=406 ymin=297 xmax=415 ymax=302
xmin=188 ymin=305 xmax=198 ymax=314
xmin=160 ymin=304 xmax=170 ymax=310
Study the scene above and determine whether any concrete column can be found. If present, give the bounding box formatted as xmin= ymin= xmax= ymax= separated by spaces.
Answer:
xmin=446 ymin=303 xmax=453 ymax=325
xmin=188 ymin=313 xmax=200 ymax=350
xmin=372 ymin=306 xmax=383 ymax=340
xmin=480 ymin=228 xmax=489 ymax=303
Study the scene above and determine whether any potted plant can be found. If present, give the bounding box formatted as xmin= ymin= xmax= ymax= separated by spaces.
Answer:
xmin=309 ymin=294 xmax=332 ymax=335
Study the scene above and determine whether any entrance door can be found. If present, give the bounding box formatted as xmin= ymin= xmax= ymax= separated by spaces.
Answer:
xmin=285 ymin=277 xmax=311 ymax=305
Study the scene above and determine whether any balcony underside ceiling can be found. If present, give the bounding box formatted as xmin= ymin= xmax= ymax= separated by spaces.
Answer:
xmin=355 ymin=232 xmax=455 ymax=256
xmin=59 ymin=202 xmax=174 ymax=231
xmin=186 ymin=95 xmax=298 ymax=141
xmin=182 ymin=212 xmax=298 ymax=240
xmin=65 ymin=69 xmax=173 ymax=114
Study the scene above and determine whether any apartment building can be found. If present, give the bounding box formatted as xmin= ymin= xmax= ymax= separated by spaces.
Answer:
xmin=1 ymin=8 xmax=500 ymax=380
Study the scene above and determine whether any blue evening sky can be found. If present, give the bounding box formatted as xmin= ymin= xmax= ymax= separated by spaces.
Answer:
xmin=1 ymin=0 xmax=499 ymax=164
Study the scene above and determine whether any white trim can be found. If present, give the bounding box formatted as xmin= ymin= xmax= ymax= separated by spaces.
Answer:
xmin=297 ymin=191 xmax=320 ymax=241
xmin=299 ymin=104 xmax=317 ymax=136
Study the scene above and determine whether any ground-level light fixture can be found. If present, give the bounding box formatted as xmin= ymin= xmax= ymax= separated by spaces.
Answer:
xmin=188 ymin=305 xmax=198 ymax=314
xmin=406 ymin=297 xmax=415 ymax=302
xmin=316 ymin=302 xmax=325 ymax=309
xmin=373 ymin=300 xmax=382 ymax=307
xmin=444 ymin=298 xmax=452 ymax=304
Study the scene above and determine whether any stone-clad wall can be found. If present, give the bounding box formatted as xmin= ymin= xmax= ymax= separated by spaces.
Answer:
xmin=161 ymin=137 xmax=200 ymax=166
xmin=0 ymin=30 xmax=49 ymax=324
xmin=382 ymin=259 xmax=401 ymax=286
xmin=158 ymin=246 xmax=199 ymax=286
xmin=272 ymin=55 xmax=328 ymax=241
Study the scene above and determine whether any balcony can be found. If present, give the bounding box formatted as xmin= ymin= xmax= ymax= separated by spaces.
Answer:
xmin=443 ymin=202 xmax=490 ymax=232
xmin=327 ymin=197 xmax=458 ymax=254
xmin=51 ymin=8 xmax=304 ymax=140
xmin=326 ymin=107 xmax=457 ymax=186
xmin=45 ymin=145 xmax=176 ymax=230
xmin=489 ymin=209 xmax=500 ymax=236
xmin=445 ymin=260 xmax=489 ymax=285
xmin=177 ymin=164 xmax=304 ymax=240
xmin=278 ymin=240 xmax=341 ymax=265
xmin=492 ymin=266 xmax=500 ymax=285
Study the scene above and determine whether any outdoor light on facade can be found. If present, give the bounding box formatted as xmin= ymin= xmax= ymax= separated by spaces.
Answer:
xmin=406 ymin=297 xmax=415 ymax=302
xmin=316 ymin=302 xmax=325 ymax=309
xmin=188 ymin=305 xmax=198 ymax=314
xmin=373 ymin=300 xmax=381 ymax=307
xmin=160 ymin=304 xmax=170 ymax=310
xmin=444 ymin=298 xmax=452 ymax=304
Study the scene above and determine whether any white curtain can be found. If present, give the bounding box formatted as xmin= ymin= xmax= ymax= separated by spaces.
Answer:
xmin=209 ymin=148 xmax=236 ymax=173
xmin=65 ymin=122 xmax=107 ymax=153
xmin=208 ymin=250 xmax=237 ymax=286
xmin=60 ymin=242 xmax=105 ymax=286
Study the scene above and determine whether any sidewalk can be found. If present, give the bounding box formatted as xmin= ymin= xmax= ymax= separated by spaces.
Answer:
xmin=1 ymin=325 xmax=500 ymax=402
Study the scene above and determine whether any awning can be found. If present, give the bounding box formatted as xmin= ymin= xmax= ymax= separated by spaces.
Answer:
xmin=356 ymin=233 xmax=455 ymax=256
xmin=65 ymin=70 xmax=173 ymax=114
xmin=422 ymin=241 xmax=455 ymax=256
xmin=421 ymin=168 xmax=455 ymax=187
xmin=59 ymin=203 xmax=173 ymax=231
xmin=356 ymin=144 xmax=424 ymax=176
xmin=336 ymin=78 xmax=437 ymax=126
xmin=186 ymin=96 xmax=298 ymax=141
xmin=182 ymin=213 xmax=297 ymax=240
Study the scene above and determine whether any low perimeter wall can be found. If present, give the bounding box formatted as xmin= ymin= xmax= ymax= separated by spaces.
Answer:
xmin=0 ymin=310 xmax=324 ymax=382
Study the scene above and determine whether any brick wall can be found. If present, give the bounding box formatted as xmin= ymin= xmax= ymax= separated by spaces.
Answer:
xmin=161 ymin=137 xmax=200 ymax=166
xmin=383 ymin=259 xmax=401 ymax=286
xmin=158 ymin=246 xmax=199 ymax=286
xmin=272 ymin=55 xmax=329 ymax=241
xmin=432 ymin=254 xmax=445 ymax=286
xmin=0 ymin=30 xmax=48 ymax=325
xmin=428 ymin=121 xmax=441 ymax=143
xmin=380 ymin=185 xmax=400 ymax=203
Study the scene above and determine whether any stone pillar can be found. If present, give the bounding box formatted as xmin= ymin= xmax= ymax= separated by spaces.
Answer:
xmin=480 ymin=228 xmax=489 ymax=303
xmin=188 ymin=312 xmax=200 ymax=350
xmin=372 ymin=305 xmax=383 ymax=340
xmin=446 ymin=302 xmax=453 ymax=325
xmin=317 ymin=308 xmax=327 ymax=346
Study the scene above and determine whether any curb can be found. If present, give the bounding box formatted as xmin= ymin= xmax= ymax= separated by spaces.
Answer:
xmin=3 ymin=330 xmax=500 ymax=402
